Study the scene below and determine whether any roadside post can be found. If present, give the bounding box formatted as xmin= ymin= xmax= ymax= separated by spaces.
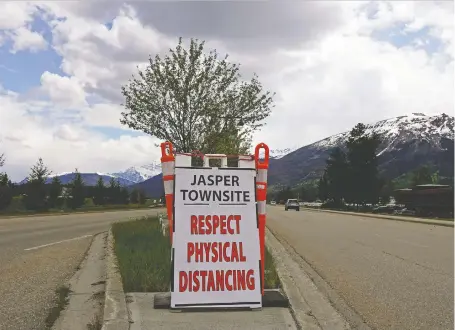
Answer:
xmin=160 ymin=142 xmax=270 ymax=310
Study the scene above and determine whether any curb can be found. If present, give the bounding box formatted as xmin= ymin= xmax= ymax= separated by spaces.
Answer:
xmin=302 ymin=207 xmax=454 ymax=227
xmin=101 ymin=229 xmax=129 ymax=330
xmin=265 ymin=228 xmax=352 ymax=330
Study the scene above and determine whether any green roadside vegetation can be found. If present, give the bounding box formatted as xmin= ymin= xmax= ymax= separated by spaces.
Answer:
xmin=112 ymin=216 xmax=280 ymax=293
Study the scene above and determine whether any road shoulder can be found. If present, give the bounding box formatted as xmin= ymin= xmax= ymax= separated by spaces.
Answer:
xmin=302 ymin=207 xmax=454 ymax=227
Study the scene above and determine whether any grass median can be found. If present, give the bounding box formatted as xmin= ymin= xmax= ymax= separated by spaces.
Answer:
xmin=112 ymin=216 xmax=280 ymax=292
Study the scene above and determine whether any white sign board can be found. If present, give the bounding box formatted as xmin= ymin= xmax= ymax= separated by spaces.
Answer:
xmin=171 ymin=167 xmax=262 ymax=309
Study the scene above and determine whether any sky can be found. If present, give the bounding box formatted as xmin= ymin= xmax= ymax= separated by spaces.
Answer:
xmin=0 ymin=1 xmax=453 ymax=181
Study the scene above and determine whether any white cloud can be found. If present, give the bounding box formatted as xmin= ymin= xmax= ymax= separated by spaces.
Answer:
xmin=9 ymin=26 xmax=47 ymax=53
xmin=0 ymin=1 xmax=453 ymax=181
xmin=0 ymin=2 xmax=37 ymax=30
xmin=40 ymin=71 xmax=86 ymax=108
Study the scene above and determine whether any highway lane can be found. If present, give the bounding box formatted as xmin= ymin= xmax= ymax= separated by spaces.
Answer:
xmin=0 ymin=208 xmax=163 ymax=330
xmin=267 ymin=206 xmax=454 ymax=330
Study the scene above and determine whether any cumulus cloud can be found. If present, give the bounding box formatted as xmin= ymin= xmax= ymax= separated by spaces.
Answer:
xmin=0 ymin=1 xmax=453 ymax=181
xmin=9 ymin=26 xmax=47 ymax=53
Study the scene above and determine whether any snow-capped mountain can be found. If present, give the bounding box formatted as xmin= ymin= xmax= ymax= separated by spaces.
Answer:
xmin=268 ymin=113 xmax=454 ymax=187
xmin=19 ymin=172 xmax=135 ymax=186
xmin=110 ymin=162 xmax=162 ymax=183
xmin=269 ymin=148 xmax=297 ymax=159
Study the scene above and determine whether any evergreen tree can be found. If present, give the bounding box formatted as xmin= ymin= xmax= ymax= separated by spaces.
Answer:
xmin=317 ymin=170 xmax=329 ymax=201
xmin=69 ymin=169 xmax=85 ymax=209
xmin=119 ymin=187 xmax=130 ymax=204
xmin=345 ymin=123 xmax=381 ymax=205
xmin=93 ymin=176 xmax=106 ymax=205
xmin=138 ymin=190 xmax=147 ymax=205
xmin=411 ymin=165 xmax=433 ymax=186
xmin=325 ymin=147 xmax=349 ymax=205
xmin=107 ymin=178 xmax=121 ymax=204
xmin=130 ymin=188 xmax=139 ymax=204
xmin=379 ymin=179 xmax=394 ymax=205
xmin=0 ymin=158 xmax=13 ymax=210
xmin=49 ymin=176 xmax=63 ymax=208
xmin=24 ymin=158 xmax=52 ymax=211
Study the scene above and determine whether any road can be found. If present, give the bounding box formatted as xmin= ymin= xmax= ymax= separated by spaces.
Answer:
xmin=0 ymin=208 xmax=162 ymax=330
xmin=267 ymin=207 xmax=454 ymax=330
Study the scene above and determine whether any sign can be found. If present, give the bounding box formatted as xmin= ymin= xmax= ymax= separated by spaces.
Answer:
xmin=171 ymin=167 xmax=262 ymax=309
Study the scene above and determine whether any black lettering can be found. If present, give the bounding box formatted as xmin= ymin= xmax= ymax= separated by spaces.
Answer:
xmin=197 ymin=176 xmax=206 ymax=185
xmin=207 ymin=175 xmax=214 ymax=185
xmin=200 ymin=190 xmax=211 ymax=201
xmin=216 ymin=175 xmax=223 ymax=185
xmin=189 ymin=190 xmax=198 ymax=201
xmin=190 ymin=175 xmax=197 ymax=186
xmin=244 ymin=191 xmax=250 ymax=202
xmin=232 ymin=176 xmax=239 ymax=186
xmin=213 ymin=190 xmax=222 ymax=201
xmin=223 ymin=190 xmax=230 ymax=201
xmin=181 ymin=189 xmax=188 ymax=200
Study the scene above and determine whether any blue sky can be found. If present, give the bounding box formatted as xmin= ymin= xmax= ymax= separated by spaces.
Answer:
xmin=0 ymin=1 xmax=452 ymax=181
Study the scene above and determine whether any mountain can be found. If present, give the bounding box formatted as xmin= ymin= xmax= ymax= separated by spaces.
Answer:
xmin=267 ymin=113 xmax=454 ymax=188
xmin=129 ymin=173 xmax=164 ymax=198
xmin=19 ymin=172 xmax=135 ymax=186
xmin=110 ymin=162 xmax=161 ymax=183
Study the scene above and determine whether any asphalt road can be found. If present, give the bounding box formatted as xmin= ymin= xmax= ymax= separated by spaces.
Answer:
xmin=0 ymin=208 xmax=162 ymax=330
xmin=266 ymin=206 xmax=454 ymax=330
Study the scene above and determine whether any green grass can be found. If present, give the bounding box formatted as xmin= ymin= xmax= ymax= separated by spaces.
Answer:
xmin=113 ymin=216 xmax=280 ymax=292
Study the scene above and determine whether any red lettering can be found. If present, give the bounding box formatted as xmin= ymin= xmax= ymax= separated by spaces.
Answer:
xmin=195 ymin=243 xmax=203 ymax=262
xmin=190 ymin=215 xmax=198 ymax=234
xmin=187 ymin=243 xmax=194 ymax=262
xmin=207 ymin=271 xmax=215 ymax=291
xmin=180 ymin=269 xmax=255 ymax=292
xmin=198 ymin=215 xmax=205 ymax=234
xmin=234 ymin=215 xmax=241 ymax=234
xmin=237 ymin=270 xmax=246 ymax=290
xmin=231 ymin=242 xmax=239 ymax=262
xmin=205 ymin=215 xmax=213 ymax=233
xmin=246 ymin=270 xmax=255 ymax=290
xmin=223 ymin=242 xmax=230 ymax=262
xmin=239 ymin=242 xmax=246 ymax=262
xmin=179 ymin=271 xmax=188 ymax=292
xmin=225 ymin=270 xmax=233 ymax=291
xmin=212 ymin=215 xmax=220 ymax=233
xmin=220 ymin=215 xmax=227 ymax=234
xmin=227 ymin=215 xmax=235 ymax=234
xmin=216 ymin=270 xmax=225 ymax=291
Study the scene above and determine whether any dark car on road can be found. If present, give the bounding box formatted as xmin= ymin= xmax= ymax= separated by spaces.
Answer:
xmin=285 ymin=199 xmax=300 ymax=211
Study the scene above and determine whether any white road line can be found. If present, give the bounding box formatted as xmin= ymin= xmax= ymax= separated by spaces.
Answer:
xmin=24 ymin=234 xmax=93 ymax=251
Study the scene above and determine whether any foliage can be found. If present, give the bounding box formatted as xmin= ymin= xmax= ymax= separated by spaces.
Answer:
xmin=49 ymin=176 xmax=63 ymax=208
xmin=23 ymin=158 xmax=52 ymax=211
xmin=317 ymin=123 xmax=382 ymax=206
xmin=93 ymin=176 xmax=105 ymax=205
xmin=0 ymin=155 xmax=13 ymax=210
xmin=120 ymin=37 xmax=275 ymax=154
xmin=68 ymin=169 xmax=85 ymax=209
xmin=411 ymin=165 xmax=433 ymax=187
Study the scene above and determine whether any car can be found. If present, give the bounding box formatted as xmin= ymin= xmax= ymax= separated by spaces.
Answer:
xmin=285 ymin=199 xmax=300 ymax=211
xmin=270 ymin=201 xmax=277 ymax=205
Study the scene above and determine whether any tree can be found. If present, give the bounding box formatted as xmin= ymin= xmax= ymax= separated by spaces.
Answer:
xmin=318 ymin=170 xmax=329 ymax=201
xmin=119 ymin=187 xmax=130 ymax=205
xmin=120 ymin=37 xmax=275 ymax=154
xmin=138 ymin=190 xmax=147 ymax=205
xmin=411 ymin=165 xmax=433 ymax=187
xmin=93 ymin=176 xmax=106 ymax=205
xmin=68 ymin=169 xmax=85 ymax=209
xmin=130 ymin=188 xmax=139 ymax=204
xmin=0 ymin=155 xmax=12 ymax=211
xmin=23 ymin=158 xmax=52 ymax=211
xmin=49 ymin=176 xmax=63 ymax=208
xmin=379 ymin=179 xmax=394 ymax=205
xmin=345 ymin=123 xmax=381 ymax=205
xmin=107 ymin=178 xmax=121 ymax=204
xmin=324 ymin=147 xmax=349 ymax=205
